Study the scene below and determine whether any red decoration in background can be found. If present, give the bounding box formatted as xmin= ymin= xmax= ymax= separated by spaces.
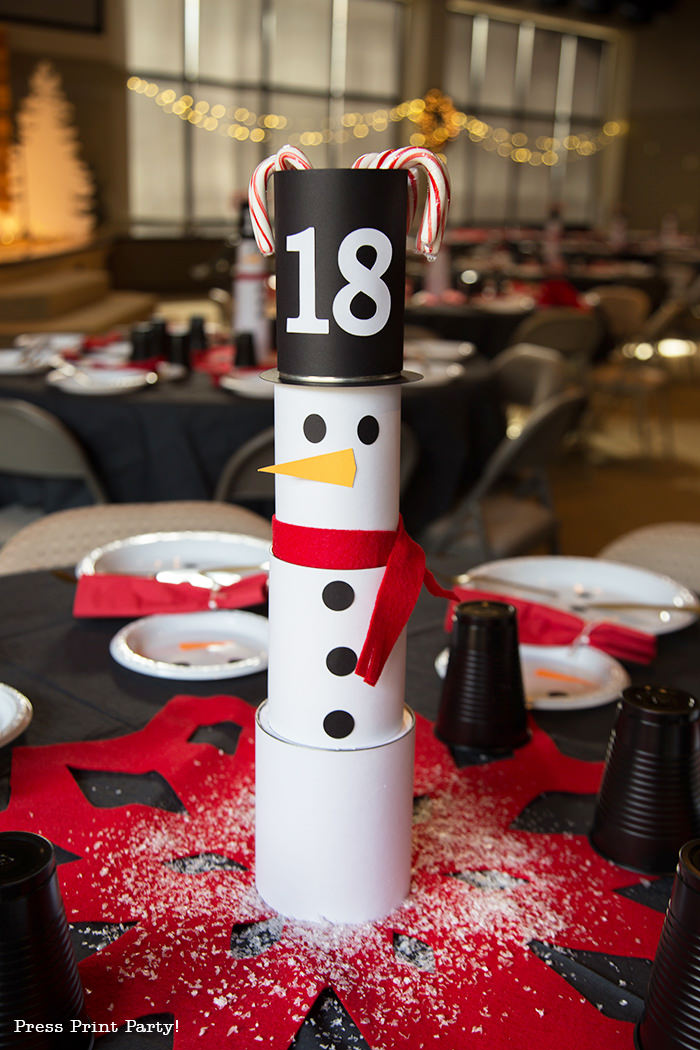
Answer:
xmin=0 ymin=696 xmax=663 ymax=1049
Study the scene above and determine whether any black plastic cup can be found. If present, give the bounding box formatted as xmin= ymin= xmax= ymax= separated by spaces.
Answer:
xmin=636 ymin=839 xmax=700 ymax=1050
xmin=0 ymin=831 xmax=93 ymax=1049
xmin=168 ymin=331 xmax=191 ymax=371
xmin=129 ymin=322 xmax=153 ymax=362
xmin=235 ymin=332 xmax=256 ymax=368
xmin=435 ymin=600 xmax=530 ymax=753
xmin=148 ymin=317 xmax=170 ymax=361
xmin=188 ymin=315 xmax=208 ymax=352
xmin=590 ymin=685 xmax=700 ymax=874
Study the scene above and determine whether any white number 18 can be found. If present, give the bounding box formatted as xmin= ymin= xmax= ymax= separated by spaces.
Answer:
xmin=285 ymin=226 xmax=393 ymax=338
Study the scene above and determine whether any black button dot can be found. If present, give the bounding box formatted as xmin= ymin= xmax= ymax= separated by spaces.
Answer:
xmin=322 ymin=581 xmax=355 ymax=611
xmin=303 ymin=414 xmax=326 ymax=443
xmin=323 ymin=710 xmax=355 ymax=739
xmin=357 ymin=415 xmax=379 ymax=445
xmin=326 ymin=647 xmax=358 ymax=676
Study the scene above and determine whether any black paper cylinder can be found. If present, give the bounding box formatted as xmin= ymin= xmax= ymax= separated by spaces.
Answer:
xmin=274 ymin=169 xmax=408 ymax=385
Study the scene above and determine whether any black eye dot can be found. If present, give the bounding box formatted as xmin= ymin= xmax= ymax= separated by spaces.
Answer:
xmin=326 ymin=647 xmax=357 ymax=676
xmin=357 ymin=415 xmax=379 ymax=445
xmin=303 ymin=414 xmax=326 ymax=443
xmin=322 ymin=581 xmax=355 ymax=611
xmin=323 ymin=710 xmax=355 ymax=739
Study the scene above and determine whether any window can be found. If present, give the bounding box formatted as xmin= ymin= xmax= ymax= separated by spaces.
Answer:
xmin=444 ymin=5 xmax=616 ymax=226
xmin=125 ymin=0 xmax=405 ymax=233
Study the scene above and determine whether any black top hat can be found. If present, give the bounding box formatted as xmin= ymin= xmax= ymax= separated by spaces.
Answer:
xmin=268 ymin=168 xmax=416 ymax=386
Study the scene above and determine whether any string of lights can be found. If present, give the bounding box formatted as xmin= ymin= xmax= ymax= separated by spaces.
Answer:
xmin=126 ymin=77 xmax=627 ymax=167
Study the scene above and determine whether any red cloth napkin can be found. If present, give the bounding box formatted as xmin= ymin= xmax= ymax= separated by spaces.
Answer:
xmin=73 ymin=572 xmax=268 ymax=618
xmin=444 ymin=586 xmax=656 ymax=664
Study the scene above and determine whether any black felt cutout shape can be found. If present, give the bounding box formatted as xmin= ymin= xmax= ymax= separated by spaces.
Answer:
xmin=323 ymin=709 xmax=355 ymax=739
xmin=413 ymin=794 xmax=432 ymax=823
xmin=70 ymin=920 xmax=137 ymax=963
xmin=452 ymin=869 xmax=529 ymax=891
xmin=326 ymin=647 xmax=358 ymax=677
xmin=96 ymin=1012 xmax=176 ymax=1049
xmin=289 ymin=987 xmax=371 ymax=1049
xmin=230 ymin=915 xmax=284 ymax=959
xmin=615 ymin=875 xmax=674 ymax=914
xmin=303 ymin=413 xmax=327 ymax=443
xmin=529 ymin=939 xmax=652 ymax=1022
xmin=68 ymin=768 xmax=185 ymax=813
xmin=322 ymin=580 xmax=355 ymax=611
xmin=187 ymin=720 xmax=242 ymax=755
xmin=164 ymin=852 xmax=246 ymax=875
xmin=393 ymin=932 xmax=435 ymax=972
xmin=448 ymin=744 xmax=507 ymax=768
xmin=54 ymin=842 xmax=81 ymax=866
xmin=510 ymin=791 xmax=597 ymax=834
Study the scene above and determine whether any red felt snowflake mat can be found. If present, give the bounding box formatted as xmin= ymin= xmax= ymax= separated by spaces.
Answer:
xmin=0 ymin=696 xmax=663 ymax=1049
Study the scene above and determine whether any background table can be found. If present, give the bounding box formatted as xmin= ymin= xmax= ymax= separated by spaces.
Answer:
xmin=3 ymin=572 xmax=695 ymax=1048
xmin=0 ymin=360 xmax=505 ymax=536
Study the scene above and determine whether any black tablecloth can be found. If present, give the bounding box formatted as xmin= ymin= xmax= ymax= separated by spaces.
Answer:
xmin=404 ymin=304 xmax=530 ymax=357
xmin=1 ymin=571 xmax=698 ymax=1047
xmin=0 ymin=363 xmax=504 ymax=536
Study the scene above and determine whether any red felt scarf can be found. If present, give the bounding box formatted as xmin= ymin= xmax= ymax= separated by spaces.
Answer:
xmin=272 ymin=515 xmax=457 ymax=686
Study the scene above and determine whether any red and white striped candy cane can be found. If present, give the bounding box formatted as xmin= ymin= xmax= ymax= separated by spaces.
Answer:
xmin=352 ymin=152 xmax=419 ymax=232
xmin=248 ymin=145 xmax=313 ymax=256
xmin=355 ymin=147 xmax=450 ymax=260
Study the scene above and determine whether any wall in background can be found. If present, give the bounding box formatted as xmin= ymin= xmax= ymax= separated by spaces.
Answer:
xmin=2 ymin=0 xmax=129 ymax=233
xmin=620 ymin=0 xmax=700 ymax=232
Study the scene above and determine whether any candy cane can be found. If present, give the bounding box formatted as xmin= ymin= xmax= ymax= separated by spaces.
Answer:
xmin=355 ymin=147 xmax=450 ymax=260
xmin=248 ymin=146 xmax=313 ymax=256
xmin=352 ymin=152 xmax=419 ymax=233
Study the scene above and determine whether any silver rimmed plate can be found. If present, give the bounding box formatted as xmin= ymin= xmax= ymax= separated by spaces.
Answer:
xmin=46 ymin=366 xmax=157 ymax=395
xmin=404 ymin=339 xmax=475 ymax=362
xmin=110 ymin=610 xmax=268 ymax=680
xmin=463 ymin=555 xmax=697 ymax=636
xmin=435 ymin=643 xmax=629 ymax=711
xmin=0 ymin=683 xmax=33 ymax=746
xmin=0 ymin=349 xmax=52 ymax=375
xmin=219 ymin=370 xmax=272 ymax=398
xmin=76 ymin=531 xmax=270 ymax=588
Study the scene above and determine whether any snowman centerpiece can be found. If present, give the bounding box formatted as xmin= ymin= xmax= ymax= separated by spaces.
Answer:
xmin=249 ymin=146 xmax=451 ymax=923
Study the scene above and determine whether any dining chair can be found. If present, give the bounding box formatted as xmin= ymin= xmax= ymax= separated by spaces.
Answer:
xmin=0 ymin=398 xmax=107 ymax=503
xmin=585 ymin=285 xmax=651 ymax=344
xmin=507 ymin=308 xmax=605 ymax=382
xmin=0 ymin=398 xmax=109 ymax=545
xmin=0 ymin=500 xmax=272 ymax=576
xmin=491 ymin=344 xmax=569 ymax=436
xmin=598 ymin=522 xmax=700 ymax=595
xmin=420 ymin=388 xmax=588 ymax=574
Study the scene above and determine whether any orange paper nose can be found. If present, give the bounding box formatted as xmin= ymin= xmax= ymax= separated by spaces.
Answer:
xmin=258 ymin=448 xmax=356 ymax=487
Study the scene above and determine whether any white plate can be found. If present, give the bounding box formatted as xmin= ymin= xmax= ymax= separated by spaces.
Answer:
xmin=0 ymin=349 xmax=52 ymax=375
xmin=435 ymin=642 xmax=629 ymax=711
xmin=0 ymin=683 xmax=33 ymax=746
xmin=463 ymin=556 xmax=697 ymax=636
xmin=403 ymin=359 xmax=466 ymax=386
xmin=110 ymin=610 xmax=268 ymax=680
xmin=403 ymin=339 xmax=475 ymax=362
xmin=46 ymin=366 xmax=157 ymax=395
xmin=219 ymin=370 xmax=272 ymax=398
xmin=76 ymin=531 xmax=270 ymax=588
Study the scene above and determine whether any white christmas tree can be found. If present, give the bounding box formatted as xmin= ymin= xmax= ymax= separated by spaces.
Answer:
xmin=9 ymin=62 xmax=94 ymax=242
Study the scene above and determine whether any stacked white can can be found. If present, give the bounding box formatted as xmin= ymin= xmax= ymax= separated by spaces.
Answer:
xmin=249 ymin=146 xmax=450 ymax=923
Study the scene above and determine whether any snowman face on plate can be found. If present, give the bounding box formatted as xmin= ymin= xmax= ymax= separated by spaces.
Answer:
xmin=271 ymin=383 xmax=401 ymax=531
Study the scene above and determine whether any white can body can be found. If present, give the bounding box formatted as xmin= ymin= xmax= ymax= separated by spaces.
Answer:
xmin=255 ymin=701 xmax=415 ymax=923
